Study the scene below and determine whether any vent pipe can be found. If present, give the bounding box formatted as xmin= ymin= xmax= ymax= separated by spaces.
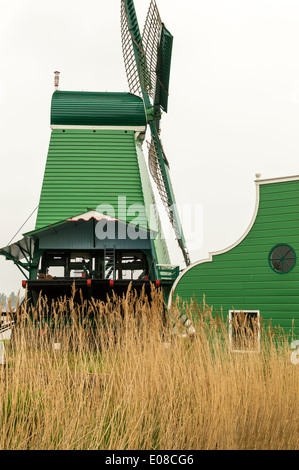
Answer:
xmin=54 ymin=71 xmax=60 ymax=90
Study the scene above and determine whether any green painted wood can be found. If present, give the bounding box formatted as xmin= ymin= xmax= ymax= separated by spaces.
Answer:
xmin=35 ymin=127 xmax=170 ymax=267
xmin=173 ymin=180 xmax=299 ymax=337
xmin=36 ymin=129 xmax=148 ymax=230
xmin=51 ymin=91 xmax=146 ymax=127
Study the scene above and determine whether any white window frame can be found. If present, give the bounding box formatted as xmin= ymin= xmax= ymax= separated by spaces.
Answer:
xmin=229 ymin=310 xmax=261 ymax=353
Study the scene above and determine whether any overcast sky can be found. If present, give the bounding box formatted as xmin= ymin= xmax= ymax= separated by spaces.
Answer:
xmin=1 ymin=0 xmax=299 ymax=295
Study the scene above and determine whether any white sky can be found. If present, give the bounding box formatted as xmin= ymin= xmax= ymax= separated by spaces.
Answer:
xmin=1 ymin=0 xmax=299 ymax=295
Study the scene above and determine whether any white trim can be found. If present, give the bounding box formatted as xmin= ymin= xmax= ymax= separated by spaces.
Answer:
xmin=0 ymin=327 xmax=12 ymax=341
xmin=157 ymin=264 xmax=180 ymax=268
xmin=135 ymin=131 xmax=146 ymax=142
xmin=211 ymin=181 xmax=260 ymax=257
xmin=0 ymin=341 xmax=5 ymax=365
xmin=228 ymin=310 xmax=260 ymax=353
xmin=67 ymin=210 xmax=118 ymax=223
xmin=50 ymin=125 xmax=146 ymax=132
xmin=256 ymin=174 xmax=299 ymax=185
xmin=168 ymin=182 xmax=261 ymax=309
xmin=0 ymin=316 xmax=13 ymax=341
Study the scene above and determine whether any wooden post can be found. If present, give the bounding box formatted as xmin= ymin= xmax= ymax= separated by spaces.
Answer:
xmin=0 ymin=341 xmax=5 ymax=365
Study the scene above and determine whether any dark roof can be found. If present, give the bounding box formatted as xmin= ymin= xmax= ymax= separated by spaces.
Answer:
xmin=51 ymin=91 xmax=147 ymax=128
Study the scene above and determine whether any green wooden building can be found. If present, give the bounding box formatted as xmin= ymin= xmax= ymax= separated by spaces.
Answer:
xmin=169 ymin=175 xmax=299 ymax=342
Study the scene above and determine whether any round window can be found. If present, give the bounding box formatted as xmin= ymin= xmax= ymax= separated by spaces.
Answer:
xmin=269 ymin=244 xmax=296 ymax=273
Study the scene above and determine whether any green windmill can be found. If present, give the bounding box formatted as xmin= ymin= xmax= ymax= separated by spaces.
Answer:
xmin=0 ymin=0 xmax=190 ymax=305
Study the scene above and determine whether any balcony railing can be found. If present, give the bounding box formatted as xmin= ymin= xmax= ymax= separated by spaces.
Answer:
xmin=156 ymin=264 xmax=180 ymax=281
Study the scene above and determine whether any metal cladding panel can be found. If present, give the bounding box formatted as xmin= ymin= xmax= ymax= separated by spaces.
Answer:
xmin=51 ymin=91 xmax=147 ymax=127
xmin=39 ymin=221 xmax=94 ymax=250
xmin=173 ymin=180 xmax=299 ymax=335
xmin=0 ymin=236 xmax=34 ymax=262
xmin=35 ymin=129 xmax=148 ymax=230
xmin=155 ymin=25 xmax=173 ymax=113
xmin=38 ymin=220 xmax=152 ymax=250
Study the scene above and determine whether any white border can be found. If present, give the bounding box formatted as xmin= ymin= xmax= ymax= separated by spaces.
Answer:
xmin=256 ymin=174 xmax=299 ymax=185
xmin=50 ymin=125 xmax=146 ymax=132
xmin=0 ymin=316 xmax=13 ymax=341
xmin=228 ymin=310 xmax=260 ymax=353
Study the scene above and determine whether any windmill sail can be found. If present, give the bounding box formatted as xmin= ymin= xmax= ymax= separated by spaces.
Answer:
xmin=121 ymin=0 xmax=152 ymax=98
xmin=148 ymin=135 xmax=169 ymax=208
xmin=121 ymin=0 xmax=191 ymax=266
xmin=148 ymin=134 xmax=191 ymax=267
xmin=142 ymin=0 xmax=162 ymax=102
xmin=142 ymin=1 xmax=173 ymax=112
xmin=154 ymin=25 xmax=173 ymax=113
xmin=121 ymin=0 xmax=142 ymax=96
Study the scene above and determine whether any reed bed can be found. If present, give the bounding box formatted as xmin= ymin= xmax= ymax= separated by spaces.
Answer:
xmin=0 ymin=285 xmax=298 ymax=450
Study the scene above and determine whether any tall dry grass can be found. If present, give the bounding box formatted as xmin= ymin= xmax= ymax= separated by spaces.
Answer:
xmin=0 ymin=285 xmax=298 ymax=450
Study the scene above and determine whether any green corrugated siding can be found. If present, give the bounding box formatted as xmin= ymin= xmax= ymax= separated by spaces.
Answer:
xmin=36 ymin=129 xmax=148 ymax=229
xmin=174 ymin=180 xmax=299 ymax=336
xmin=51 ymin=91 xmax=147 ymax=127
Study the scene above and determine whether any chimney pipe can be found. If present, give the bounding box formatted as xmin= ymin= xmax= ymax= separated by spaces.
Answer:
xmin=54 ymin=71 xmax=60 ymax=91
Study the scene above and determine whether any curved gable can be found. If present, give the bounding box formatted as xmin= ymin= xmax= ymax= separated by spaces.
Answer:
xmin=170 ymin=176 xmax=299 ymax=335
